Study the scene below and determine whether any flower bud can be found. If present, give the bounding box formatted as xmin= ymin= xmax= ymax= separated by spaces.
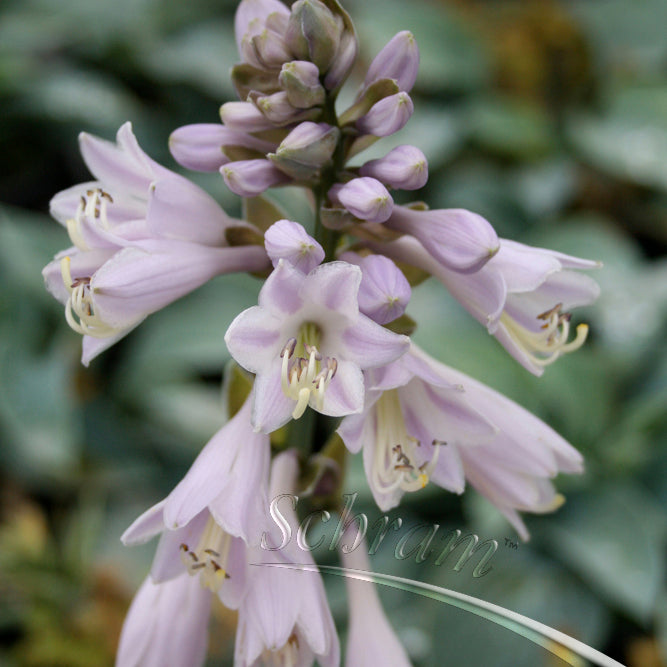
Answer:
xmin=279 ymin=61 xmax=326 ymax=109
xmin=356 ymin=92 xmax=414 ymax=137
xmin=363 ymin=31 xmax=420 ymax=93
xmin=250 ymin=91 xmax=319 ymax=126
xmin=359 ymin=145 xmax=428 ymax=190
xmin=324 ymin=28 xmax=358 ymax=91
xmin=264 ymin=219 xmax=324 ymax=273
xmin=221 ymin=159 xmax=290 ymax=197
xmin=329 ymin=177 xmax=394 ymax=223
xmin=220 ymin=101 xmax=276 ymax=132
xmin=340 ymin=252 xmax=411 ymax=324
xmin=234 ymin=0 xmax=290 ymax=53
xmin=169 ymin=124 xmax=276 ymax=172
xmin=242 ymin=25 xmax=292 ymax=69
xmin=286 ymin=0 xmax=344 ymax=73
xmin=269 ymin=122 xmax=339 ymax=179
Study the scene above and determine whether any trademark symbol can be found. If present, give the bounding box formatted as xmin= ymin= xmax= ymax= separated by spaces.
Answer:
xmin=504 ymin=538 xmax=518 ymax=550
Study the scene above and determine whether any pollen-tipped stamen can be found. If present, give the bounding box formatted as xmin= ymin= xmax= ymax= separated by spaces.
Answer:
xmin=280 ymin=323 xmax=338 ymax=419
xmin=179 ymin=515 xmax=232 ymax=593
xmin=65 ymin=188 xmax=113 ymax=251
xmin=60 ymin=256 xmax=121 ymax=338
xmin=501 ymin=305 xmax=589 ymax=367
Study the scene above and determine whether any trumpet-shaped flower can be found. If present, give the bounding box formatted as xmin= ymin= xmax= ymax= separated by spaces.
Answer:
xmin=42 ymin=123 xmax=269 ymax=364
xmin=121 ymin=395 xmax=270 ymax=595
xmin=235 ymin=450 xmax=339 ymax=667
xmin=225 ymin=256 xmax=410 ymax=432
xmin=379 ymin=236 xmax=600 ymax=374
xmin=339 ymin=344 xmax=583 ymax=538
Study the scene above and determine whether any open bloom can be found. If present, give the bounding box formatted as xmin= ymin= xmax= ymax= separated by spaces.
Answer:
xmin=235 ymin=450 xmax=340 ymax=667
xmin=339 ymin=344 xmax=583 ymax=538
xmin=42 ymin=122 xmax=269 ymax=364
xmin=379 ymin=236 xmax=600 ymax=375
xmin=225 ymin=257 xmax=409 ymax=432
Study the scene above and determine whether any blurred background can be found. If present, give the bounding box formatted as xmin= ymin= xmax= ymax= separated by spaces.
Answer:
xmin=1 ymin=0 xmax=666 ymax=664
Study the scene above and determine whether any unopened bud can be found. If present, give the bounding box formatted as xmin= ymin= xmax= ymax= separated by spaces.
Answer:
xmin=340 ymin=252 xmax=411 ymax=324
xmin=359 ymin=145 xmax=428 ymax=190
xmin=329 ymin=177 xmax=394 ymax=223
xmin=286 ymin=0 xmax=344 ymax=73
xmin=243 ymin=26 xmax=292 ymax=69
xmin=220 ymin=101 xmax=276 ymax=132
xmin=234 ymin=0 xmax=290 ymax=52
xmin=363 ymin=31 xmax=419 ymax=93
xmin=170 ymin=124 xmax=276 ymax=172
xmin=279 ymin=61 xmax=326 ymax=109
xmin=269 ymin=122 xmax=339 ymax=179
xmin=265 ymin=219 xmax=324 ymax=273
xmin=221 ymin=159 xmax=290 ymax=197
xmin=250 ymin=91 xmax=319 ymax=126
xmin=356 ymin=92 xmax=414 ymax=137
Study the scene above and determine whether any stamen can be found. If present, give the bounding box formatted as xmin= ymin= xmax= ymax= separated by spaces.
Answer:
xmin=371 ymin=390 xmax=440 ymax=496
xmin=179 ymin=516 xmax=232 ymax=593
xmin=501 ymin=305 xmax=589 ymax=367
xmin=59 ymin=256 xmax=123 ymax=338
xmin=65 ymin=188 xmax=114 ymax=251
xmin=279 ymin=323 xmax=337 ymax=420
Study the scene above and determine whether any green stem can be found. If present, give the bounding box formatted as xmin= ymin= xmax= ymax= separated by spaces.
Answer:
xmin=287 ymin=406 xmax=317 ymax=458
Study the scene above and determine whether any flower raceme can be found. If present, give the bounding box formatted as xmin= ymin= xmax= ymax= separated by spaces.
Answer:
xmin=42 ymin=122 xmax=270 ymax=365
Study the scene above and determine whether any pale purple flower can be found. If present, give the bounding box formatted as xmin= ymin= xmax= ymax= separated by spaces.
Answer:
xmin=121 ymin=394 xmax=270 ymax=596
xmin=356 ymin=92 xmax=414 ymax=137
xmin=362 ymin=30 xmax=419 ymax=94
xmin=235 ymin=450 xmax=339 ymax=667
xmin=339 ymin=537 xmax=412 ymax=667
xmin=42 ymin=122 xmax=269 ymax=365
xmin=329 ymin=177 xmax=394 ymax=223
xmin=224 ymin=259 xmax=410 ymax=432
xmin=359 ymin=145 xmax=428 ymax=191
xmin=264 ymin=219 xmax=324 ymax=274
xmin=379 ymin=236 xmax=600 ymax=374
xmin=221 ymin=159 xmax=290 ymax=197
xmin=169 ymin=124 xmax=276 ymax=172
xmin=384 ymin=205 xmax=500 ymax=274
xmin=338 ymin=344 xmax=583 ymax=538
xmin=339 ymin=252 xmax=411 ymax=325
xmin=115 ymin=573 xmax=211 ymax=667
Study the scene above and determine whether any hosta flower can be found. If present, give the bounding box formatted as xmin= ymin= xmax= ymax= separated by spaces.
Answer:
xmin=340 ymin=537 xmax=411 ymax=667
xmin=42 ymin=122 xmax=269 ymax=364
xmin=122 ymin=395 xmax=270 ymax=592
xmin=339 ymin=344 xmax=583 ymax=538
xmin=225 ymin=256 xmax=410 ymax=432
xmin=264 ymin=219 xmax=325 ymax=274
xmin=380 ymin=236 xmax=600 ymax=374
xmin=235 ymin=450 xmax=339 ymax=667
xmin=115 ymin=573 xmax=211 ymax=667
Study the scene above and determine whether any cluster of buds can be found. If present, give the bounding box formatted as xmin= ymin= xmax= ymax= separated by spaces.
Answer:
xmin=42 ymin=1 xmax=603 ymax=665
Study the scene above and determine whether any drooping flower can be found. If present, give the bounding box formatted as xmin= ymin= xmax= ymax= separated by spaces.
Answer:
xmin=225 ymin=255 xmax=410 ymax=433
xmin=42 ymin=122 xmax=270 ymax=364
xmin=338 ymin=344 xmax=583 ymax=538
xmin=377 ymin=235 xmax=600 ymax=374
xmin=235 ymin=450 xmax=340 ymax=667
xmin=339 ymin=536 xmax=412 ymax=667
xmin=115 ymin=573 xmax=211 ymax=667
